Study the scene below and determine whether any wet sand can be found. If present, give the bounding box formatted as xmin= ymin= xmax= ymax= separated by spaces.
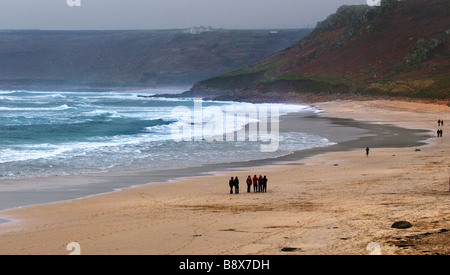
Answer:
xmin=0 ymin=107 xmax=427 ymax=212
xmin=0 ymin=100 xmax=448 ymax=255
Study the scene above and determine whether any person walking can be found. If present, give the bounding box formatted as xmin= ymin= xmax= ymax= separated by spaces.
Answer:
xmin=366 ymin=147 xmax=370 ymax=157
xmin=229 ymin=177 xmax=234 ymax=194
xmin=234 ymin=176 xmax=240 ymax=194
xmin=438 ymin=120 xmax=441 ymax=126
xmin=252 ymin=175 xmax=258 ymax=193
xmin=246 ymin=176 xmax=252 ymax=193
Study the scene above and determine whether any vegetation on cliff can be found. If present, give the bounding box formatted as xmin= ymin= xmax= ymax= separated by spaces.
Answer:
xmin=0 ymin=29 xmax=310 ymax=90
xmin=190 ymin=0 xmax=449 ymax=101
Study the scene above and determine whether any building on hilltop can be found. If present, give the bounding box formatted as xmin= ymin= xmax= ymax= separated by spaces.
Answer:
xmin=184 ymin=26 xmax=214 ymax=35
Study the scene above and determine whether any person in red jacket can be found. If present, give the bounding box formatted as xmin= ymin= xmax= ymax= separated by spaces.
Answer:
xmin=258 ymin=175 xmax=263 ymax=193
xmin=252 ymin=175 xmax=258 ymax=193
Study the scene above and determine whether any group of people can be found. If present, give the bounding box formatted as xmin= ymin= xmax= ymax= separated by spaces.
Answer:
xmin=437 ymin=120 xmax=444 ymax=138
xmin=229 ymin=175 xmax=269 ymax=194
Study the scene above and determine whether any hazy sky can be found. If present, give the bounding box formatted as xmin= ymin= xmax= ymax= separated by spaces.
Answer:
xmin=0 ymin=0 xmax=369 ymax=30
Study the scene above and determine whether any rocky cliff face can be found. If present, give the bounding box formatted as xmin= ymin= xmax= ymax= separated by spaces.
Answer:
xmin=188 ymin=0 xmax=449 ymax=102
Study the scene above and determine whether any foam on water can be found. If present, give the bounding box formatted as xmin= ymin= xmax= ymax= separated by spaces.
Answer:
xmin=0 ymin=104 xmax=73 ymax=111
xmin=0 ymin=90 xmax=331 ymax=180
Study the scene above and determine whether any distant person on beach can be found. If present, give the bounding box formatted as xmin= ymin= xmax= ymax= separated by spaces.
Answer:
xmin=438 ymin=120 xmax=441 ymax=126
xmin=253 ymin=175 xmax=258 ymax=193
xmin=229 ymin=177 xmax=234 ymax=194
xmin=258 ymin=175 xmax=263 ymax=192
xmin=366 ymin=147 xmax=370 ymax=157
xmin=246 ymin=176 xmax=252 ymax=193
xmin=234 ymin=176 xmax=240 ymax=194
xmin=262 ymin=176 xmax=268 ymax=193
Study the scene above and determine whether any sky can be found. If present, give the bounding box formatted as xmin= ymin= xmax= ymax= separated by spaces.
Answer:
xmin=0 ymin=0 xmax=370 ymax=30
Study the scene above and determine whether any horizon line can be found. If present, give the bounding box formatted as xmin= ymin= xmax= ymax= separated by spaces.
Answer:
xmin=0 ymin=26 xmax=314 ymax=32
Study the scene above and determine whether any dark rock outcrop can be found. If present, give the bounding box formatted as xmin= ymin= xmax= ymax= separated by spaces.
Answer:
xmin=392 ymin=221 xmax=413 ymax=229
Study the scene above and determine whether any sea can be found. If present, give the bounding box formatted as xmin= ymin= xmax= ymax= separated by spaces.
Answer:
xmin=0 ymin=89 xmax=334 ymax=181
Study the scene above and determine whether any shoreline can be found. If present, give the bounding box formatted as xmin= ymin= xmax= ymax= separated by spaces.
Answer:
xmin=0 ymin=103 xmax=429 ymax=213
xmin=0 ymin=99 xmax=448 ymax=255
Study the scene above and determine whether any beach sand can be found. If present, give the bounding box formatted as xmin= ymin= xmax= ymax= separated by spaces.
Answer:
xmin=0 ymin=100 xmax=448 ymax=255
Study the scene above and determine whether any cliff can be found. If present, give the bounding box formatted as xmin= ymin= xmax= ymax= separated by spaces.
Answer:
xmin=0 ymin=29 xmax=310 ymax=91
xmin=187 ymin=0 xmax=449 ymax=102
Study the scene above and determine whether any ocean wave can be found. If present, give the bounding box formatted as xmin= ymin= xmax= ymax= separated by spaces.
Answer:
xmin=0 ymin=144 xmax=73 ymax=164
xmin=0 ymin=91 xmax=332 ymax=181
xmin=82 ymin=109 xmax=122 ymax=118
xmin=0 ymin=104 xmax=74 ymax=111
xmin=0 ymin=96 xmax=15 ymax=101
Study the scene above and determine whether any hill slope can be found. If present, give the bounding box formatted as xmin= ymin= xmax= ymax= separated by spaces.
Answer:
xmin=188 ymin=0 xmax=449 ymax=102
xmin=0 ymin=29 xmax=311 ymax=90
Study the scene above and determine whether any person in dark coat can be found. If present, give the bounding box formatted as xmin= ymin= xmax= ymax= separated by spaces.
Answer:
xmin=229 ymin=177 xmax=234 ymax=194
xmin=234 ymin=176 xmax=240 ymax=194
xmin=262 ymin=176 xmax=268 ymax=193
xmin=366 ymin=147 xmax=370 ymax=157
xmin=246 ymin=176 xmax=252 ymax=193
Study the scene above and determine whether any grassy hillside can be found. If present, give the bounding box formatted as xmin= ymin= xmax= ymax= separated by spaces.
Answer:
xmin=0 ymin=29 xmax=311 ymax=90
xmin=189 ymin=0 xmax=449 ymax=102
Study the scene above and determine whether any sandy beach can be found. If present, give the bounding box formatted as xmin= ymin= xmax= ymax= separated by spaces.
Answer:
xmin=0 ymin=100 xmax=448 ymax=255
